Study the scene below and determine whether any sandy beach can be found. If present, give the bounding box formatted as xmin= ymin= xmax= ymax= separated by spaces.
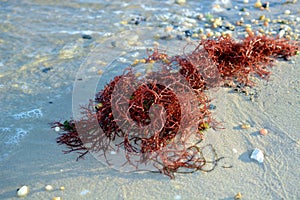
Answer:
xmin=0 ymin=0 xmax=299 ymax=199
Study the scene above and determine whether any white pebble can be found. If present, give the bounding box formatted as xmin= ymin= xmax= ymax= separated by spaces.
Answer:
xmin=284 ymin=10 xmax=291 ymax=15
xmin=54 ymin=126 xmax=60 ymax=132
xmin=232 ymin=148 xmax=238 ymax=153
xmin=250 ymin=148 xmax=264 ymax=163
xmin=45 ymin=185 xmax=54 ymax=191
xmin=17 ymin=185 xmax=29 ymax=197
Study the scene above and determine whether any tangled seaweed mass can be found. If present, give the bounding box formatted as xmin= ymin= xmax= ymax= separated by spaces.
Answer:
xmin=52 ymin=35 xmax=299 ymax=178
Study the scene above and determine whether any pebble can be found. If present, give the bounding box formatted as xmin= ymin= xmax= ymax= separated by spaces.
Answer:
xmin=209 ymin=104 xmax=216 ymax=110
xmin=52 ymin=197 xmax=61 ymax=200
xmin=232 ymin=148 xmax=238 ymax=153
xmin=17 ymin=185 xmax=29 ymax=197
xmin=175 ymin=0 xmax=186 ymax=5
xmin=82 ymin=34 xmax=92 ymax=39
xmin=254 ymin=1 xmax=262 ymax=8
xmin=45 ymin=185 xmax=54 ymax=191
xmin=60 ymin=186 xmax=65 ymax=191
xmin=54 ymin=126 xmax=60 ymax=132
xmin=241 ymin=123 xmax=251 ymax=129
xmin=97 ymin=69 xmax=103 ymax=75
xmin=184 ymin=30 xmax=192 ymax=37
xmin=234 ymin=192 xmax=242 ymax=199
xmin=250 ymin=148 xmax=264 ymax=163
xmin=259 ymin=128 xmax=268 ymax=135
xmin=284 ymin=10 xmax=291 ymax=15
xmin=259 ymin=15 xmax=265 ymax=21
xmin=42 ymin=67 xmax=53 ymax=73
xmin=261 ymin=2 xmax=269 ymax=10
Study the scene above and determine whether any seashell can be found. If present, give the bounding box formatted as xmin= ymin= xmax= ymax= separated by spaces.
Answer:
xmin=250 ymin=148 xmax=264 ymax=163
xmin=17 ymin=185 xmax=29 ymax=197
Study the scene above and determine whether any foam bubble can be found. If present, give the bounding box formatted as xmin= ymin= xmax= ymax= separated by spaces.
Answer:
xmin=12 ymin=109 xmax=43 ymax=120
xmin=4 ymin=128 xmax=28 ymax=145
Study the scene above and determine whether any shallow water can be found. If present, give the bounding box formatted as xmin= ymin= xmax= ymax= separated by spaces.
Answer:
xmin=0 ymin=0 xmax=300 ymax=199
xmin=0 ymin=0 xmax=220 ymax=162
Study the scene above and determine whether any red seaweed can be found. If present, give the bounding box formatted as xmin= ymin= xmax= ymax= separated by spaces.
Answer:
xmin=52 ymin=35 xmax=299 ymax=178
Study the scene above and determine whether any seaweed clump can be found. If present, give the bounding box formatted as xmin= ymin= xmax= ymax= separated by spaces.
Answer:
xmin=52 ymin=35 xmax=299 ymax=178
xmin=202 ymin=35 xmax=299 ymax=85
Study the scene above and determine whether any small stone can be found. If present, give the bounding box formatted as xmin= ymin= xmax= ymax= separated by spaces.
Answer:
xmin=60 ymin=186 xmax=65 ymax=191
xmin=241 ymin=124 xmax=251 ymax=129
xmin=250 ymin=148 xmax=264 ymax=163
xmin=45 ymin=185 xmax=54 ymax=191
xmin=42 ymin=67 xmax=53 ymax=73
xmin=259 ymin=128 xmax=268 ymax=135
xmin=263 ymin=20 xmax=269 ymax=27
xmin=17 ymin=185 xmax=29 ymax=197
xmin=259 ymin=15 xmax=265 ymax=21
xmin=206 ymin=31 xmax=214 ymax=37
xmin=234 ymin=192 xmax=242 ymax=199
xmin=175 ymin=0 xmax=186 ymax=5
xmin=254 ymin=1 xmax=262 ymax=8
xmin=284 ymin=10 xmax=291 ymax=15
xmin=184 ymin=30 xmax=192 ymax=37
xmin=209 ymin=104 xmax=216 ymax=110
xmin=82 ymin=34 xmax=92 ymax=39
xmin=54 ymin=126 xmax=60 ymax=132
xmin=97 ymin=70 xmax=103 ymax=75
xmin=262 ymin=2 xmax=269 ymax=9
xmin=52 ymin=197 xmax=61 ymax=200
xmin=243 ymin=0 xmax=249 ymax=3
